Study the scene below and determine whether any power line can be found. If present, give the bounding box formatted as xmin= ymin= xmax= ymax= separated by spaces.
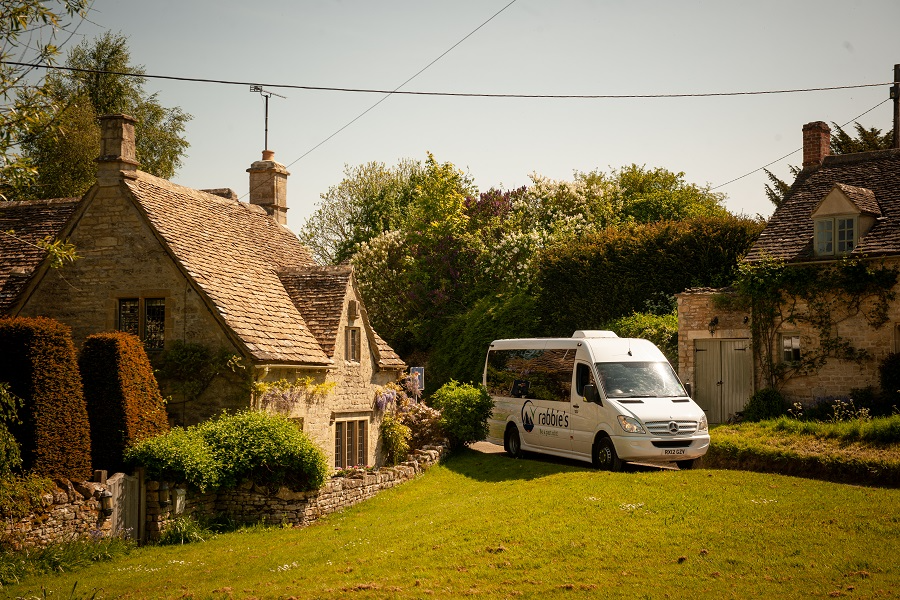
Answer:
xmin=711 ymin=98 xmax=891 ymax=191
xmin=3 ymin=60 xmax=895 ymax=100
xmin=280 ymin=0 xmax=520 ymax=174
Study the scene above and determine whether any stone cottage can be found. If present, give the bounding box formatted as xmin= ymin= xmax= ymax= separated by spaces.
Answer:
xmin=677 ymin=121 xmax=900 ymax=421
xmin=0 ymin=114 xmax=405 ymax=468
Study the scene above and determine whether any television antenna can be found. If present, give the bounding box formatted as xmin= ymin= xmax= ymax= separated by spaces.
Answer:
xmin=250 ymin=85 xmax=287 ymax=151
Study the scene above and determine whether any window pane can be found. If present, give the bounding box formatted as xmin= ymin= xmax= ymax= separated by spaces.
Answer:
xmin=144 ymin=298 xmax=165 ymax=350
xmin=782 ymin=336 xmax=801 ymax=362
xmin=837 ymin=218 xmax=855 ymax=253
xmin=346 ymin=328 xmax=360 ymax=362
xmin=335 ymin=422 xmax=344 ymax=468
xmin=815 ymin=220 xmax=833 ymax=255
xmin=357 ymin=420 xmax=366 ymax=466
xmin=118 ymin=299 xmax=139 ymax=336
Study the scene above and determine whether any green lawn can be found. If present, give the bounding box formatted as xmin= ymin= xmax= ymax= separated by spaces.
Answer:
xmin=5 ymin=448 xmax=900 ymax=599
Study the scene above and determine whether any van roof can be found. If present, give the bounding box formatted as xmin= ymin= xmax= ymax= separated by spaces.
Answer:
xmin=488 ymin=336 xmax=667 ymax=362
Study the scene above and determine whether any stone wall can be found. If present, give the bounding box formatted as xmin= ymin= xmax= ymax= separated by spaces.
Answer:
xmin=145 ymin=446 xmax=445 ymax=542
xmin=1 ymin=480 xmax=112 ymax=549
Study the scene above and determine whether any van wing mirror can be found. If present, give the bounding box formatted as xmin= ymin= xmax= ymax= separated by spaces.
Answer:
xmin=684 ymin=382 xmax=692 ymax=398
xmin=583 ymin=383 xmax=601 ymax=405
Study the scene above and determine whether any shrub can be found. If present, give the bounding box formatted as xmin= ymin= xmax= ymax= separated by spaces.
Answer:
xmin=0 ymin=383 xmax=23 ymax=477
xmin=198 ymin=410 xmax=328 ymax=490
xmin=124 ymin=427 xmax=221 ymax=491
xmin=398 ymin=402 xmax=444 ymax=452
xmin=125 ymin=410 xmax=328 ymax=492
xmin=379 ymin=413 xmax=411 ymax=466
xmin=0 ymin=473 xmax=54 ymax=521
xmin=535 ymin=216 xmax=764 ymax=335
xmin=607 ymin=310 xmax=678 ymax=367
xmin=156 ymin=516 xmax=211 ymax=546
xmin=428 ymin=381 xmax=493 ymax=450
xmin=79 ymin=332 xmax=169 ymax=473
xmin=742 ymin=387 xmax=787 ymax=422
xmin=0 ymin=317 xmax=91 ymax=480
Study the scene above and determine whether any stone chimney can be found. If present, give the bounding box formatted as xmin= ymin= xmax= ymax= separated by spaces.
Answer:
xmin=802 ymin=121 xmax=831 ymax=168
xmin=96 ymin=114 xmax=139 ymax=184
xmin=247 ymin=150 xmax=289 ymax=225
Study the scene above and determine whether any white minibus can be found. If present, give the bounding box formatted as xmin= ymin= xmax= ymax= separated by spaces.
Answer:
xmin=484 ymin=331 xmax=709 ymax=470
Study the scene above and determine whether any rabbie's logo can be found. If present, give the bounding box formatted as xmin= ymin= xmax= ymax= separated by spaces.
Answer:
xmin=521 ymin=400 xmax=570 ymax=432
xmin=521 ymin=400 xmax=536 ymax=432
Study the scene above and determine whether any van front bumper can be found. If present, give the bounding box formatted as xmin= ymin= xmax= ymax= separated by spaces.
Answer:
xmin=612 ymin=434 xmax=710 ymax=462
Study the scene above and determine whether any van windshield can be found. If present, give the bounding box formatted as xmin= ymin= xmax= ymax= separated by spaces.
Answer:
xmin=595 ymin=361 xmax=686 ymax=399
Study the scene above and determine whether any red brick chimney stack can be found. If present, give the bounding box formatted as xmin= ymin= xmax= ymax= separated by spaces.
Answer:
xmin=802 ymin=121 xmax=831 ymax=168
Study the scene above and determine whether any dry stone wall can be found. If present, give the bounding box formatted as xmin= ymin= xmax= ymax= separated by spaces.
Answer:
xmin=146 ymin=446 xmax=445 ymax=541
xmin=1 ymin=480 xmax=112 ymax=549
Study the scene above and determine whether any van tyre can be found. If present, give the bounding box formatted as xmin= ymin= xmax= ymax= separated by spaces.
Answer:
xmin=505 ymin=426 xmax=522 ymax=458
xmin=593 ymin=436 xmax=623 ymax=472
xmin=676 ymin=459 xmax=695 ymax=470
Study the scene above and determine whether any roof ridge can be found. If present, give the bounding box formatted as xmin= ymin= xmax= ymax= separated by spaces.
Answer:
xmin=822 ymin=148 xmax=900 ymax=167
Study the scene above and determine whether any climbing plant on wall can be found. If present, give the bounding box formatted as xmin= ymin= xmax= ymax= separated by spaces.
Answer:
xmin=719 ymin=256 xmax=899 ymax=390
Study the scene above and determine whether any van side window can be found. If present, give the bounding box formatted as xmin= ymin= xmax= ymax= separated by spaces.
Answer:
xmin=575 ymin=363 xmax=597 ymax=396
xmin=486 ymin=348 xmax=575 ymax=402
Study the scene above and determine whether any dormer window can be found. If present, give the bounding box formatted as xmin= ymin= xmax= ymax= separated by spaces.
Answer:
xmin=811 ymin=183 xmax=879 ymax=259
xmin=815 ymin=216 xmax=856 ymax=256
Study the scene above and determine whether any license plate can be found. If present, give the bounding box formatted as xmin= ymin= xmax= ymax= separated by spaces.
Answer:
xmin=664 ymin=449 xmax=686 ymax=455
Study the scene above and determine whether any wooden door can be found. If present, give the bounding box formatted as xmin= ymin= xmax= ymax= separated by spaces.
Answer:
xmin=695 ymin=339 xmax=752 ymax=423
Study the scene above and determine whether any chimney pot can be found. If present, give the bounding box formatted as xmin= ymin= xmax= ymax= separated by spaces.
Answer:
xmin=262 ymin=150 xmax=275 ymax=161
xmin=802 ymin=121 xmax=831 ymax=168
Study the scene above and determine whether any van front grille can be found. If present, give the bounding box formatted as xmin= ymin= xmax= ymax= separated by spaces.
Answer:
xmin=645 ymin=420 xmax=698 ymax=435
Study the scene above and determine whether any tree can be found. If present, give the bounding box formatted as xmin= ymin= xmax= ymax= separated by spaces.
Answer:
xmin=17 ymin=32 xmax=191 ymax=199
xmin=831 ymin=121 xmax=894 ymax=155
xmin=0 ymin=0 xmax=89 ymax=200
xmin=762 ymin=122 xmax=894 ymax=209
xmin=298 ymin=159 xmax=422 ymax=264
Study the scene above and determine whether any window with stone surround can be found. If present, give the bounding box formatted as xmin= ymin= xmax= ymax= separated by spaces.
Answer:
xmin=334 ymin=418 xmax=368 ymax=468
xmin=781 ymin=333 xmax=801 ymax=363
xmin=118 ymin=297 xmax=165 ymax=350
xmin=345 ymin=327 xmax=361 ymax=362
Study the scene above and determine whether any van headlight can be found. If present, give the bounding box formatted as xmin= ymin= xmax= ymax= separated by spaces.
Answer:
xmin=697 ymin=415 xmax=708 ymax=433
xmin=617 ymin=415 xmax=646 ymax=434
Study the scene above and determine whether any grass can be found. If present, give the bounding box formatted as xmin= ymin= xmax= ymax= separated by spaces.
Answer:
xmin=706 ymin=415 xmax=900 ymax=486
xmin=4 ymin=447 xmax=899 ymax=599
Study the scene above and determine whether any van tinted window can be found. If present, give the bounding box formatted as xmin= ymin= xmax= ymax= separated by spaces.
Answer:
xmin=486 ymin=348 xmax=575 ymax=402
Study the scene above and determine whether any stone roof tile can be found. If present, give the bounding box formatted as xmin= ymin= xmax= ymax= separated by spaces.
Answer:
xmin=125 ymin=172 xmax=330 ymax=365
xmin=745 ymin=149 xmax=900 ymax=262
xmin=0 ymin=198 xmax=80 ymax=315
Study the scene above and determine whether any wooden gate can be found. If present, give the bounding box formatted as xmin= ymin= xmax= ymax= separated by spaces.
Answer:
xmin=107 ymin=472 xmax=142 ymax=541
xmin=695 ymin=338 xmax=752 ymax=423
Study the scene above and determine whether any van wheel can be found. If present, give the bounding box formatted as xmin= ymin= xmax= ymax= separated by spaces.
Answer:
xmin=593 ymin=436 xmax=623 ymax=472
xmin=505 ymin=426 xmax=522 ymax=458
xmin=676 ymin=459 xmax=695 ymax=470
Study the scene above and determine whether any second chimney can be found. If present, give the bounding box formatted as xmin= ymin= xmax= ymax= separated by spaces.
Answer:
xmin=96 ymin=114 xmax=139 ymax=184
xmin=802 ymin=121 xmax=831 ymax=168
xmin=247 ymin=150 xmax=289 ymax=225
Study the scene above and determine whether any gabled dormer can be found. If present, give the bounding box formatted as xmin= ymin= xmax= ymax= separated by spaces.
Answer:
xmin=811 ymin=183 xmax=881 ymax=257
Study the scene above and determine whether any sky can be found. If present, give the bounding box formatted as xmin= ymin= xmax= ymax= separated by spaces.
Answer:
xmin=68 ymin=0 xmax=900 ymax=233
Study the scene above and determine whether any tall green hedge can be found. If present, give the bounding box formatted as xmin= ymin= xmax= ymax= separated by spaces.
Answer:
xmin=534 ymin=216 xmax=764 ymax=335
xmin=0 ymin=317 xmax=91 ymax=480
xmin=80 ymin=331 xmax=169 ymax=473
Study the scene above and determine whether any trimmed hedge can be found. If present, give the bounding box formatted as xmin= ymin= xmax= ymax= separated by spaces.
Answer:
xmin=80 ymin=332 xmax=169 ymax=473
xmin=0 ymin=317 xmax=91 ymax=480
xmin=534 ymin=216 xmax=764 ymax=335
xmin=125 ymin=410 xmax=329 ymax=492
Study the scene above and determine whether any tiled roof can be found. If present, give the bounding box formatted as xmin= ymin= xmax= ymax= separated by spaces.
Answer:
xmin=0 ymin=198 xmax=80 ymax=315
xmin=279 ymin=265 xmax=406 ymax=369
xmin=279 ymin=265 xmax=351 ymax=358
xmin=832 ymin=183 xmax=881 ymax=217
xmin=745 ymin=149 xmax=900 ymax=262
xmin=125 ymin=172 xmax=330 ymax=365
xmin=372 ymin=331 xmax=406 ymax=369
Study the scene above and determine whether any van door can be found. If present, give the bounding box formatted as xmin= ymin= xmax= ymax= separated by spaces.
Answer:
xmin=570 ymin=361 xmax=602 ymax=457
xmin=517 ymin=347 xmax=575 ymax=452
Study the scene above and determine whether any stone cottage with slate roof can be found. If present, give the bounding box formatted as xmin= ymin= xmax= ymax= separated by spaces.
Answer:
xmin=677 ymin=121 xmax=900 ymax=421
xmin=0 ymin=114 xmax=405 ymax=468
